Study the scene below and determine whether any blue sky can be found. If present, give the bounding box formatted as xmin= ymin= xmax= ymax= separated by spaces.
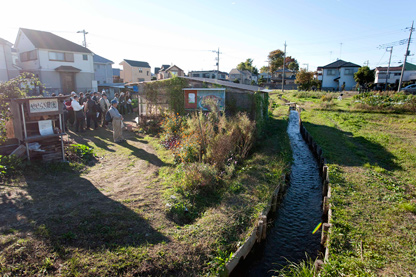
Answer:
xmin=1 ymin=0 xmax=415 ymax=73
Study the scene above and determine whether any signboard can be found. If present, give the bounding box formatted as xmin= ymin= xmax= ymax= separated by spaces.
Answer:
xmin=29 ymin=98 xmax=59 ymax=114
xmin=184 ymin=89 xmax=225 ymax=111
xmin=38 ymin=120 xmax=54 ymax=136
xmin=197 ymin=90 xmax=225 ymax=111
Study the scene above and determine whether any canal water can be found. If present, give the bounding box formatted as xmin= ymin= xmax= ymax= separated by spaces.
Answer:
xmin=233 ymin=110 xmax=323 ymax=276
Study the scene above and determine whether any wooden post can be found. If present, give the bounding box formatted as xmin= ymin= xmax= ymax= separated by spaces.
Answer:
xmin=261 ymin=215 xmax=267 ymax=240
xmin=321 ymin=223 xmax=330 ymax=246
xmin=323 ymin=196 xmax=329 ymax=214
xmin=257 ymin=220 xmax=263 ymax=243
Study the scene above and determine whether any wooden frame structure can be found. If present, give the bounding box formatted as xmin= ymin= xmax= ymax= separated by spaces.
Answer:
xmin=10 ymin=97 xmax=67 ymax=161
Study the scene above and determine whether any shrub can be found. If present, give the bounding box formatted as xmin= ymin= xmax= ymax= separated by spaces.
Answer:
xmin=321 ymin=93 xmax=336 ymax=102
xmin=177 ymin=162 xmax=218 ymax=194
xmin=67 ymin=144 xmax=95 ymax=164
xmin=0 ymin=155 xmax=25 ymax=180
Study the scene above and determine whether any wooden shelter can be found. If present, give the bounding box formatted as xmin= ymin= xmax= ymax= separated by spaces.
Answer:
xmin=10 ymin=97 xmax=67 ymax=161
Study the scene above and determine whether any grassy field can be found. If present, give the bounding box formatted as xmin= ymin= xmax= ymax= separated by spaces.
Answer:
xmin=277 ymin=91 xmax=416 ymax=276
xmin=0 ymin=108 xmax=291 ymax=276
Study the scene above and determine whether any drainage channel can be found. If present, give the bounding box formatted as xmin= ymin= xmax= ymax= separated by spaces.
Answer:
xmin=231 ymin=110 xmax=323 ymax=276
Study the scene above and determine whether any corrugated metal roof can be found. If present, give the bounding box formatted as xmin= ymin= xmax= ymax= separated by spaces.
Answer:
xmin=181 ymin=76 xmax=262 ymax=92
xmin=20 ymin=28 xmax=92 ymax=53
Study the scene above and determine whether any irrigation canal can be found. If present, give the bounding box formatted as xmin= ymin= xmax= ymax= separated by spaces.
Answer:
xmin=232 ymin=110 xmax=323 ymax=276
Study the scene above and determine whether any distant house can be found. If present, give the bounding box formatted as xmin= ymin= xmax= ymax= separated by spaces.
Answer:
xmin=0 ymin=38 xmax=20 ymax=82
xmin=14 ymin=28 xmax=94 ymax=94
xmin=229 ymin=68 xmax=252 ymax=84
xmin=157 ymin=65 xmax=184 ymax=80
xmin=320 ymin=60 xmax=360 ymax=91
xmin=119 ymin=59 xmax=151 ymax=82
xmin=188 ymin=70 xmax=229 ymax=80
xmin=93 ymin=54 xmax=113 ymax=85
xmin=273 ymin=69 xmax=297 ymax=84
xmin=112 ymin=68 xmax=122 ymax=83
xmin=374 ymin=62 xmax=416 ymax=87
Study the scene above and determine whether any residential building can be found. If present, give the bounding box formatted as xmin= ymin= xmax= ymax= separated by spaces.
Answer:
xmin=320 ymin=60 xmax=360 ymax=91
xmin=14 ymin=28 xmax=95 ymax=94
xmin=188 ymin=70 xmax=229 ymax=80
xmin=112 ymin=68 xmax=122 ymax=83
xmin=229 ymin=68 xmax=252 ymax=84
xmin=374 ymin=62 xmax=416 ymax=86
xmin=119 ymin=59 xmax=151 ymax=82
xmin=157 ymin=65 xmax=184 ymax=80
xmin=93 ymin=54 xmax=113 ymax=85
xmin=273 ymin=69 xmax=297 ymax=84
xmin=0 ymin=38 xmax=20 ymax=82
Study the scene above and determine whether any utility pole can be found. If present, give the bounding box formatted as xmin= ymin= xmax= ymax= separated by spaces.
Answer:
xmin=212 ymin=48 xmax=222 ymax=79
xmin=364 ymin=60 xmax=369 ymax=67
xmin=282 ymin=41 xmax=287 ymax=92
xmin=384 ymin=47 xmax=393 ymax=91
xmin=398 ymin=21 xmax=414 ymax=92
xmin=339 ymin=42 xmax=343 ymax=59
xmin=77 ymin=29 xmax=88 ymax=47
xmin=303 ymin=63 xmax=309 ymax=71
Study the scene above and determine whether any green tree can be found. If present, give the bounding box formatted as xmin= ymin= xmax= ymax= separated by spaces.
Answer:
xmin=0 ymin=73 xmax=41 ymax=142
xmin=258 ymin=75 xmax=266 ymax=86
xmin=268 ymin=49 xmax=285 ymax=73
xmin=295 ymin=68 xmax=314 ymax=90
xmin=237 ymin=58 xmax=259 ymax=75
xmin=260 ymin=66 xmax=269 ymax=73
xmin=354 ymin=66 xmax=374 ymax=89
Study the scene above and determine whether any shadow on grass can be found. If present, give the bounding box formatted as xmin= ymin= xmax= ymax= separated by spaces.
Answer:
xmin=303 ymin=121 xmax=402 ymax=171
xmin=0 ymin=166 xmax=169 ymax=251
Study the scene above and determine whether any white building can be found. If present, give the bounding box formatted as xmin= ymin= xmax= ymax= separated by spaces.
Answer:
xmin=229 ymin=68 xmax=252 ymax=84
xmin=0 ymin=38 xmax=20 ymax=82
xmin=320 ymin=60 xmax=360 ymax=91
xmin=188 ymin=70 xmax=229 ymax=80
xmin=14 ymin=28 xmax=94 ymax=94
xmin=375 ymin=62 xmax=416 ymax=86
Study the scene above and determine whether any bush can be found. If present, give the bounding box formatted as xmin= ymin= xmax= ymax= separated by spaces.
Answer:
xmin=67 ymin=144 xmax=95 ymax=164
xmin=177 ymin=162 xmax=218 ymax=194
xmin=352 ymin=91 xmax=416 ymax=112
xmin=321 ymin=93 xmax=336 ymax=102
xmin=0 ymin=155 xmax=25 ymax=181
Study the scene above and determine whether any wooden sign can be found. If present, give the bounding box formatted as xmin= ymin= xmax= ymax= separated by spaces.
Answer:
xmin=29 ymin=98 xmax=59 ymax=114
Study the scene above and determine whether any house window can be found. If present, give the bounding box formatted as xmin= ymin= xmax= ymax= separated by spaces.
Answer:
xmin=83 ymin=54 xmax=88 ymax=60
xmin=193 ymin=74 xmax=200 ymax=77
xmin=344 ymin=69 xmax=353 ymax=75
xmin=327 ymin=69 xmax=335 ymax=75
xmin=97 ymin=81 xmax=100 ymax=84
xmin=20 ymin=50 xmax=37 ymax=62
xmin=394 ymin=73 xmax=401 ymax=76
xmin=147 ymin=71 xmax=149 ymax=76
xmin=139 ymin=68 xmax=143 ymax=73
xmin=49 ymin=51 xmax=74 ymax=62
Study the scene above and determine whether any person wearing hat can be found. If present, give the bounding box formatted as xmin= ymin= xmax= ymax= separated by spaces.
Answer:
xmin=108 ymin=99 xmax=125 ymax=143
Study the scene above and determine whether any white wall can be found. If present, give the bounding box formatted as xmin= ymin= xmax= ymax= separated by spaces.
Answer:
xmin=339 ymin=67 xmax=359 ymax=90
xmin=37 ymin=50 xmax=94 ymax=72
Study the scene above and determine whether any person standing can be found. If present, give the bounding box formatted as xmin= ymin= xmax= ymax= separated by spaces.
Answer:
xmin=119 ymin=92 xmax=126 ymax=115
xmin=85 ymin=95 xmax=98 ymax=129
xmin=126 ymin=91 xmax=133 ymax=114
xmin=108 ymin=99 xmax=124 ymax=143
xmin=71 ymin=95 xmax=85 ymax=132
xmin=79 ymin=92 xmax=86 ymax=105
xmin=99 ymin=93 xmax=111 ymax=126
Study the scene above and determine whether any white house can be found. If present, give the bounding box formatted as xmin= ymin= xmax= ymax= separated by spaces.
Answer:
xmin=374 ymin=62 xmax=416 ymax=86
xmin=93 ymin=54 xmax=113 ymax=85
xmin=14 ymin=28 xmax=94 ymax=95
xmin=188 ymin=70 xmax=229 ymax=80
xmin=0 ymin=38 xmax=20 ymax=82
xmin=320 ymin=60 xmax=360 ymax=91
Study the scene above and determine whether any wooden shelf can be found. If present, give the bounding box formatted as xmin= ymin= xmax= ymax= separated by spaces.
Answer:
xmin=24 ymin=133 xmax=66 ymax=143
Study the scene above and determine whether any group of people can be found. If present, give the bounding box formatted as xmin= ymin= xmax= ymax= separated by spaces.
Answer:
xmin=62 ymin=90 xmax=130 ymax=143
